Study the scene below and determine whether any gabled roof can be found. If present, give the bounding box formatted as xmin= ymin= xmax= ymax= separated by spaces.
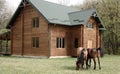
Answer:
xmin=69 ymin=9 xmax=105 ymax=30
xmin=69 ymin=9 xmax=97 ymax=25
xmin=29 ymin=0 xmax=79 ymax=25
xmin=6 ymin=0 xmax=105 ymax=30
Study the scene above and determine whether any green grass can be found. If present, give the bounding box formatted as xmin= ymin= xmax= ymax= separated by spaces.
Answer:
xmin=0 ymin=55 xmax=120 ymax=74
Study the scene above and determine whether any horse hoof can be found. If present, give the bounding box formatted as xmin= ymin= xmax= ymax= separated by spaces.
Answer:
xmin=88 ymin=65 xmax=91 ymax=68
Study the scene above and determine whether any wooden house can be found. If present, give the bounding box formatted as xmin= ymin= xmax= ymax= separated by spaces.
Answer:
xmin=6 ymin=0 xmax=105 ymax=58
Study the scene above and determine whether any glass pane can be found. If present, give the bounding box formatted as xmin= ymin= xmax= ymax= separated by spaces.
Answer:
xmin=62 ymin=38 xmax=65 ymax=48
xmin=56 ymin=38 xmax=59 ymax=48
xmin=32 ymin=37 xmax=39 ymax=48
xmin=32 ymin=19 xmax=35 ymax=27
xmin=32 ymin=37 xmax=35 ymax=47
xmin=36 ymin=37 xmax=39 ymax=48
xmin=60 ymin=38 xmax=62 ymax=48
xmin=87 ymin=22 xmax=93 ymax=28
xmin=35 ymin=18 xmax=39 ymax=27
xmin=32 ymin=17 xmax=39 ymax=28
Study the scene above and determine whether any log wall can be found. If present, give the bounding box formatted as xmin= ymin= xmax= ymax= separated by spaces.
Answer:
xmin=11 ymin=5 xmax=49 ymax=57
xmin=83 ymin=16 xmax=100 ymax=49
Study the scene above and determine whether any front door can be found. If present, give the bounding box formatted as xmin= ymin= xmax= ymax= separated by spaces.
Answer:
xmin=87 ymin=40 xmax=93 ymax=48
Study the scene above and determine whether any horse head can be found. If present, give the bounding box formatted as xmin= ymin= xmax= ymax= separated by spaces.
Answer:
xmin=97 ymin=47 xmax=104 ymax=57
xmin=76 ymin=59 xmax=83 ymax=70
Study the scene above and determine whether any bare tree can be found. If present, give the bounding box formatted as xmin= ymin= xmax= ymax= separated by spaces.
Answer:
xmin=0 ymin=0 xmax=6 ymax=27
xmin=0 ymin=0 xmax=12 ymax=29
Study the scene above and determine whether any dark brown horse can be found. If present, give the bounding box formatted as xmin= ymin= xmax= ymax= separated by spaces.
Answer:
xmin=86 ymin=47 xmax=104 ymax=70
xmin=76 ymin=47 xmax=88 ymax=70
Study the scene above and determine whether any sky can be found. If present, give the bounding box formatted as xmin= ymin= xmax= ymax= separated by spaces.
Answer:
xmin=6 ymin=0 xmax=21 ymax=8
xmin=45 ymin=0 xmax=84 ymax=6
xmin=6 ymin=0 xmax=84 ymax=9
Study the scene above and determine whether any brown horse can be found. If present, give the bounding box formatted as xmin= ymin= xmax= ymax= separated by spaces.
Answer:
xmin=86 ymin=47 xmax=104 ymax=70
xmin=76 ymin=47 xmax=104 ymax=70
xmin=76 ymin=47 xmax=88 ymax=70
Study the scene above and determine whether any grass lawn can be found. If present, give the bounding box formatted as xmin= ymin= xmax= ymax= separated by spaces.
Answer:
xmin=0 ymin=55 xmax=120 ymax=74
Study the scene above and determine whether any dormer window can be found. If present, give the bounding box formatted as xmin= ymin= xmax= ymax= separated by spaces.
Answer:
xmin=86 ymin=22 xmax=93 ymax=28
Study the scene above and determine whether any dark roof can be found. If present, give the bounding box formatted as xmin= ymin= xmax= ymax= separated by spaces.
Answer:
xmin=29 ymin=0 xmax=79 ymax=25
xmin=6 ymin=0 xmax=105 ymax=30
xmin=69 ymin=9 xmax=105 ymax=30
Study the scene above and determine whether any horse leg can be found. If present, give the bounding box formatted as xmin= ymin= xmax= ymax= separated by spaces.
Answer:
xmin=82 ymin=62 xmax=84 ymax=69
xmin=93 ymin=58 xmax=96 ymax=70
xmin=86 ymin=58 xmax=89 ymax=69
xmin=89 ymin=58 xmax=91 ymax=68
xmin=76 ymin=62 xmax=80 ymax=70
xmin=98 ymin=57 xmax=101 ymax=70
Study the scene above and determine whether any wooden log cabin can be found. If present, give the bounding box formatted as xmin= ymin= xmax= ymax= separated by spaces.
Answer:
xmin=6 ymin=0 xmax=105 ymax=58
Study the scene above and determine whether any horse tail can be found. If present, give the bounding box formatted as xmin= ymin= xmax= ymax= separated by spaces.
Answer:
xmin=97 ymin=47 xmax=104 ymax=58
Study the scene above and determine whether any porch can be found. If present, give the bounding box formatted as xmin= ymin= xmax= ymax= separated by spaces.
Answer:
xmin=0 ymin=31 xmax=11 ymax=55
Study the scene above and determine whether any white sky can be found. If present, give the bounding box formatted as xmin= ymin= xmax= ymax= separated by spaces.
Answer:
xmin=6 ymin=0 xmax=21 ymax=8
xmin=6 ymin=0 xmax=84 ymax=8
xmin=45 ymin=0 xmax=84 ymax=6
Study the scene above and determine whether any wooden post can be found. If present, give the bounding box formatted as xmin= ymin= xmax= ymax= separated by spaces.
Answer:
xmin=6 ymin=37 xmax=8 ymax=54
xmin=11 ymin=28 xmax=13 ymax=55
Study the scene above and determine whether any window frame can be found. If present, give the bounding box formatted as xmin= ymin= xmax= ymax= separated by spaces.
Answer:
xmin=32 ymin=37 xmax=39 ymax=48
xmin=86 ymin=22 xmax=93 ymax=28
xmin=56 ymin=37 xmax=65 ymax=48
xmin=74 ymin=38 xmax=78 ymax=48
xmin=32 ymin=17 xmax=39 ymax=28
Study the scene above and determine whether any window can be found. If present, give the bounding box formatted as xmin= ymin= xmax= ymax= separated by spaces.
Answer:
xmin=56 ymin=37 xmax=65 ymax=48
xmin=32 ymin=17 xmax=39 ymax=28
xmin=86 ymin=22 xmax=93 ymax=28
xmin=32 ymin=37 xmax=39 ymax=48
xmin=74 ymin=38 xmax=78 ymax=48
